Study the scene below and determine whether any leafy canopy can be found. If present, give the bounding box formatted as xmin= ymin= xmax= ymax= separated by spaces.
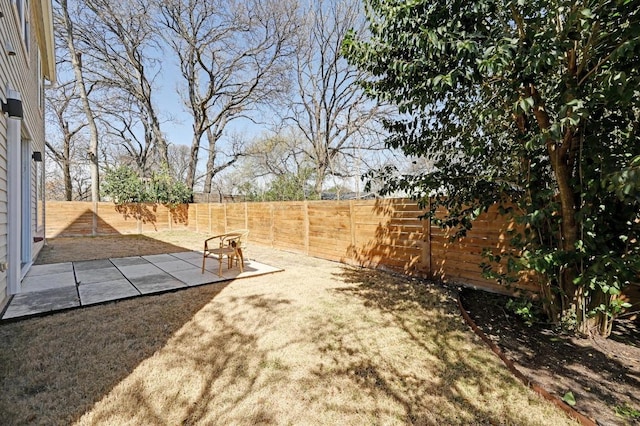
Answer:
xmin=102 ymin=165 xmax=192 ymax=206
xmin=344 ymin=0 xmax=640 ymax=334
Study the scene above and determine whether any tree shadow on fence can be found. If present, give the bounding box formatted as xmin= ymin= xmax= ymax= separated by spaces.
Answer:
xmin=46 ymin=202 xmax=191 ymax=238
xmin=344 ymin=199 xmax=429 ymax=277
xmin=39 ymin=205 xmax=201 ymax=264
xmin=169 ymin=203 xmax=189 ymax=225
xmin=114 ymin=203 xmax=190 ymax=231
xmin=114 ymin=203 xmax=158 ymax=225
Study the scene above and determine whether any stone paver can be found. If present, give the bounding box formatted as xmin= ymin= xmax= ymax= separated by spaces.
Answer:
xmin=115 ymin=263 xmax=165 ymax=279
xmin=74 ymin=259 xmax=113 ymax=271
xmin=129 ymin=274 xmax=187 ymax=294
xmin=142 ymin=254 xmax=177 ymax=263
xmin=76 ymin=267 xmax=125 ymax=285
xmin=21 ymin=272 xmax=76 ymax=293
xmin=2 ymin=253 xmax=283 ymax=321
xmin=26 ymin=262 xmax=74 ymax=277
xmin=168 ymin=268 xmax=225 ymax=287
xmin=155 ymin=259 xmax=199 ymax=273
xmin=170 ymin=251 xmax=204 ymax=265
xmin=3 ymin=287 xmax=80 ymax=319
xmin=78 ymin=279 xmax=140 ymax=305
xmin=110 ymin=257 xmax=150 ymax=267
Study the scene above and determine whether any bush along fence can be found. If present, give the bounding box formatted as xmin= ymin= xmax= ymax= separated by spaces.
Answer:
xmin=46 ymin=200 xmax=639 ymax=308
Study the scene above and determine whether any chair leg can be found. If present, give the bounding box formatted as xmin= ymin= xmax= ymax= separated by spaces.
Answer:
xmin=238 ymin=249 xmax=244 ymax=271
xmin=202 ymin=252 xmax=206 ymax=274
xmin=236 ymin=249 xmax=243 ymax=273
xmin=218 ymin=255 xmax=223 ymax=277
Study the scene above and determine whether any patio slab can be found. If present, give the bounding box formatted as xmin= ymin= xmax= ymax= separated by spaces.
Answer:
xmin=21 ymin=271 xmax=76 ymax=293
xmin=76 ymin=267 xmax=125 ymax=285
xmin=3 ymin=286 xmax=80 ymax=319
xmin=154 ymin=259 xmax=199 ymax=273
xmin=110 ymin=256 xmax=150 ymax=267
xmin=74 ymin=259 xmax=114 ymax=271
xmin=235 ymin=261 xmax=282 ymax=278
xmin=78 ymin=279 xmax=140 ymax=305
xmin=170 ymin=251 xmax=204 ymax=265
xmin=115 ymin=263 xmax=165 ymax=279
xmin=142 ymin=254 xmax=179 ymax=263
xmin=128 ymin=274 xmax=187 ymax=294
xmin=2 ymin=253 xmax=284 ymax=321
xmin=168 ymin=268 xmax=225 ymax=286
xmin=25 ymin=262 xmax=73 ymax=277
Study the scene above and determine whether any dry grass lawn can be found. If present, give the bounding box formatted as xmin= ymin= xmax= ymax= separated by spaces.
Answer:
xmin=0 ymin=232 xmax=577 ymax=425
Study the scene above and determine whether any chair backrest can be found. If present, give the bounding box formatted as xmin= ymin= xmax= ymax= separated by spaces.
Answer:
xmin=225 ymin=229 xmax=249 ymax=248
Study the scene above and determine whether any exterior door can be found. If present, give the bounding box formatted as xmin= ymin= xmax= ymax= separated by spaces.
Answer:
xmin=21 ymin=139 xmax=32 ymax=273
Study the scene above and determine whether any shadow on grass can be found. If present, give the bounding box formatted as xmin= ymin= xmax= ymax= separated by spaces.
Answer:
xmin=320 ymin=267 xmax=553 ymax=425
xmin=0 ymin=261 xmax=573 ymax=425
xmin=0 ymin=284 xmax=231 ymax=425
xmin=70 ymin=292 xmax=294 ymax=425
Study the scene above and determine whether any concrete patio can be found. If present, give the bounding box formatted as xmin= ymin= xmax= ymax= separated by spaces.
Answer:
xmin=2 ymin=251 xmax=282 ymax=320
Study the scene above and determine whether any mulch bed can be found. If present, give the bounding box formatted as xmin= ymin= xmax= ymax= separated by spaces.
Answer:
xmin=459 ymin=288 xmax=640 ymax=426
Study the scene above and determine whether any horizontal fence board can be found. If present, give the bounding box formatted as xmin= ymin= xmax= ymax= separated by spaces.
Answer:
xmin=44 ymin=199 xmax=558 ymax=299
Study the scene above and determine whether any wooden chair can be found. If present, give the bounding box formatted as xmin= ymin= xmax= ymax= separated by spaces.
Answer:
xmin=201 ymin=230 xmax=249 ymax=276
xmin=225 ymin=229 xmax=249 ymax=270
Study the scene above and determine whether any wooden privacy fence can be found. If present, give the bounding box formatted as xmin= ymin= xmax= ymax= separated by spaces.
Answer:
xmin=46 ymin=199 xmax=537 ymax=295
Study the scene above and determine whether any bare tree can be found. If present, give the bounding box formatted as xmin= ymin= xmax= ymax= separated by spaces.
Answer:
xmin=167 ymin=144 xmax=191 ymax=182
xmin=285 ymin=0 xmax=388 ymax=197
xmin=56 ymin=0 xmax=101 ymax=201
xmin=158 ymin=0 xmax=298 ymax=192
xmin=73 ymin=0 xmax=169 ymax=168
xmin=45 ymin=80 xmax=87 ymax=200
xmin=94 ymin=92 xmax=155 ymax=176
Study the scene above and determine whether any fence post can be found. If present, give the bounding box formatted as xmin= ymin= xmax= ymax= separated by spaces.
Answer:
xmin=269 ymin=203 xmax=275 ymax=248
xmin=349 ymin=200 xmax=356 ymax=261
xmin=304 ymin=201 xmax=309 ymax=255
xmin=92 ymin=201 xmax=98 ymax=236
xmin=244 ymin=202 xmax=248 ymax=230
xmin=223 ymin=202 xmax=228 ymax=233
xmin=208 ymin=203 xmax=212 ymax=234
xmin=136 ymin=203 xmax=142 ymax=234
xmin=421 ymin=198 xmax=432 ymax=277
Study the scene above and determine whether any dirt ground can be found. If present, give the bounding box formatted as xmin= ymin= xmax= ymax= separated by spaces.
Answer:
xmin=0 ymin=232 xmax=578 ymax=425
xmin=460 ymin=288 xmax=640 ymax=426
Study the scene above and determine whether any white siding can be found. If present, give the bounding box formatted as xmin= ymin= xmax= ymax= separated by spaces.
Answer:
xmin=0 ymin=0 xmax=50 ymax=307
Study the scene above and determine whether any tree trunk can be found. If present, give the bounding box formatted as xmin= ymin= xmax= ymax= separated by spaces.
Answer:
xmin=185 ymin=132 xmax=202 ymax=191
xmin=203 ymin=126 xmax=217 ymax=194
xmin=548 ymin=145 xmax=580 ymax=315
xmin=151 ymin=117 xmax=169 ymax=167
xmin=528 ymin=82 xmax=583 ymax=329
xmin=63 ymin=160 xmax=72 ymax=201
xmin=60 ymin=0 xmax=100 ymax=202
xmin=63 ymin=135 xmax=72 ymax=201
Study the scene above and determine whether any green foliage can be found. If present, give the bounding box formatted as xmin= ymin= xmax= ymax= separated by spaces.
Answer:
xmin=562 ymin=391 xmax=576 ymax=407
xmin=242 ymin=169 xmax=318 ymax=202
xmin=505 ymin=298 xmax=542 ymax=327
xmin=101 ymin=165 xmax=192 ymax=206
xmin=101 ymin=165 xmax=146 ymax=204
xmin=145 ymin=167 xmax=192 ymax=207
xmin=344 ymin=0 xmax=640 ymax=335
xmin=615 ymin=404 xmax=640 ymax=420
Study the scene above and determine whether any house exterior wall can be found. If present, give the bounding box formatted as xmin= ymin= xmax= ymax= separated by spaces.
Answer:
xmin=0 ymin=0 xmax=55 ymax=309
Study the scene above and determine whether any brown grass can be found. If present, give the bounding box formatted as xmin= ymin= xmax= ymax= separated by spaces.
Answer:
xmin=0 ymin=232 xmax=577 ymax=425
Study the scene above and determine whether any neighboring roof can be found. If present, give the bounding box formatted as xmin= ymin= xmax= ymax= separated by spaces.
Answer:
xmin=32 ymin=0 xmax=56 ymax=82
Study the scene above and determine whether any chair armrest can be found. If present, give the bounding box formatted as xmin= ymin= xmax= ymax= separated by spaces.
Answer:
xmin=204 ymin=234 xmax=227 ymax=243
